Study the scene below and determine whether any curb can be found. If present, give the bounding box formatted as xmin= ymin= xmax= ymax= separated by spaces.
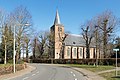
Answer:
xmin=70 ymin=67 xmax=89 ymax=79
xmin=53 ymin=64 xmax=106 ymax=80
xmin=71 ymin=67 xmax=106 ymax=80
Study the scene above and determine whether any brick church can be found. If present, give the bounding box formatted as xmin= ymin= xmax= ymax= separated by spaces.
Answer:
xmin=50 ymin=10 xmax=98 ymax=59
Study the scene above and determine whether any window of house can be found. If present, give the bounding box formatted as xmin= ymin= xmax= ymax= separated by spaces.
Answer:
xmin=67 ymin=48 xmax=70 ymax=56
xmin=80 ymin=48 xmax=82 ymax=57
xmin=74 ymin=48 xmax=77 ymax=56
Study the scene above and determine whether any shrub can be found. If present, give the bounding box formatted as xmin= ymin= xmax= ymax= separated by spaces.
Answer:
xmin=0 ymin=63 xmax=27 ymax=76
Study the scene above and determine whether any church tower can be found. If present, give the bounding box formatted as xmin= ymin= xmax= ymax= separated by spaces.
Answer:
xmin=50 ymin=10 xmax=65 ymax=59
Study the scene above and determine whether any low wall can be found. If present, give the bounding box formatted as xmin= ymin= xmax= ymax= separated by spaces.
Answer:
xmin=0 ymin=63 xmax=27 ymax=76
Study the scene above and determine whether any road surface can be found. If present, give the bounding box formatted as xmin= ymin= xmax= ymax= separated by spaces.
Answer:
xmin=10 ymin=64 xmax=86 ymax=80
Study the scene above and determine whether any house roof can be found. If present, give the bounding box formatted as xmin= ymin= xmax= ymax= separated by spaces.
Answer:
xmin=64 ymin=34 xmax=95 ymax=47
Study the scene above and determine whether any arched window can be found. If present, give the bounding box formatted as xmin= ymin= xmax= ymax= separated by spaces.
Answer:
xmin=74 ymin=48 xmax=77 ymax=56
xmin=80 ymin=48 xmax=82 ymax=57
xmin=67 ymin=47 xmax=70 ymax=56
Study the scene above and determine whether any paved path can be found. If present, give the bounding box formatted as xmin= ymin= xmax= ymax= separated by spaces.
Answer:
xmin=50 ymin=64 xmax=106 ymax=80
xmin=9 ymin=64 xmax=87 ymax=80
xmin=97 ymin=67 xmax=120 ymax=74
xmin=2 ymin=63 xmax=116 ymax=80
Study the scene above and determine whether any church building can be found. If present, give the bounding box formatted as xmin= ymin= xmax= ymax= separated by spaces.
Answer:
xmin=50 ymin=10 xmax=97 ymax=59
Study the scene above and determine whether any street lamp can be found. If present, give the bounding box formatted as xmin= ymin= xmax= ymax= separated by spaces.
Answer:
xmin=113 ymin=48 xmax=119 ymax=76
xmin=13 ymin=23 xmax=30 ymax=73
xmin=13 ymin=24 xmax=16 ymax=73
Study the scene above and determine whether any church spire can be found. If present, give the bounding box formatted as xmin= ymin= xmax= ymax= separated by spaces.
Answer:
xmin=54 ymin=9 xmax=61 ymax=25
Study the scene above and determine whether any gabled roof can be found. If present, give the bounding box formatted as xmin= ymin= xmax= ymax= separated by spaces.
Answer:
xmin=64 ymin=34 xmax=85 ymax=46
xmin=54 ymin=10 xmax=61 ymax=25
xmin=64 ymin=34 xmax=95 ymax=47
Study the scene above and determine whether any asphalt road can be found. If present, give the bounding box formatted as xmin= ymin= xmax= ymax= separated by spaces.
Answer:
xmin=10 ymin=64 xmax=86 ymax=80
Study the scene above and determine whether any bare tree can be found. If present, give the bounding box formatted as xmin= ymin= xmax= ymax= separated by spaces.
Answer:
xmin=32 ymin=36 xmax=42 ymax=59
xmin=1 ymin=24 xmax=13 ymax=64
xmin=2 ymin=25 xmax=8 ymax=64
xmin=96 ymin=11 xmax=118 ymax=58
xmin=0 ymin=8 xmax=6 ymax=30
xmin=10 ymin=6 xmax=32 ymax=62
xmin=23 ymin=34 xmax=30 ymax=62
xmin=37 ymin=31 xmax=48 ymax=58
xmin=81 ymin=20 xmax=95 ymax=58
xmin=48 ymin=31 xmax=54 ymax=63
xmin=32 ymin=37 xmax=37 ymax=59
xmin=0 ymin=8 xmax=9 ymax=64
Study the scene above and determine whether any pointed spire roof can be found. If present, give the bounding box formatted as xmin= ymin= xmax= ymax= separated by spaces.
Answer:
xmin=54 ymin=10 xmax=61 ymax=25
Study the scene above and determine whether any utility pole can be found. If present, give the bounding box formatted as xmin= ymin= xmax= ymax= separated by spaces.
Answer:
xmin=4 ymin=38 xmax=6 ymax=64
xmin=95 ymin=26 xmax=98 ymax=67
xmin=13 ymin=25 xmax=16 ymax=73
xmin=13 ymin=23 xmax=30 ymax=73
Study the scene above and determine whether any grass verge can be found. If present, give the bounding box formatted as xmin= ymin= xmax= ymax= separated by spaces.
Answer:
xmin=100 ymin=71 xmax=120 ymax=80
xmin=66 ymin=64 xmax=114 ymax=72
xmin=66 ymin=64 xmax=120 ymax=80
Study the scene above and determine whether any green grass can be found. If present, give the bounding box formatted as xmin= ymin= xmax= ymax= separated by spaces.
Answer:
xmin=66 ymin=64 xmax=114 ymax=72
xmin=66 ymin=64 xmax=120 ymax=80
xmin=100 ymin=71 xmax=120 ymax=80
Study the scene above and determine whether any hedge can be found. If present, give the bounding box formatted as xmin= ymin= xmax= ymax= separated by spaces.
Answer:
xmin=0 ymin=63 xmax=27 ymax=75
xmin=32 ymin=58 xmax=120 ymax=66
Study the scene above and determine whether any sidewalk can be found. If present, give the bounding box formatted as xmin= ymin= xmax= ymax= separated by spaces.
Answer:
xmin=0 ymin=64 xmax=36 ymax=80
xmin=68 ymin=66 xmax=120 ymax=80
xmin=97 ymin=67 xmax=120 ymax=74
xmin=71 ymin=67 xmax=106 ymax=80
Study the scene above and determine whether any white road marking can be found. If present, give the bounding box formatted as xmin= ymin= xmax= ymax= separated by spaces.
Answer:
xmin=73 ymin=74 xmax=76 ymax=77
xmin=36 ymin=71 xmax=39 ymax=73
xmin=74 ymin=78 xmax=78 ymax=80
xmin=23 ymin=77 xmax=29 ymax=80
xmin=71 ymin=71 xmax=73 ymax=74
xmin=32 ymin=74 xmax=36 ymax=76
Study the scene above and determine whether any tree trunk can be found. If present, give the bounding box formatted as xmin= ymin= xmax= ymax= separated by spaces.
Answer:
xmin=26 ymin=44 xmax=28 ymax=62
xmin=86 ymin=41 xmax=90 ymax=58
xmin=103 ymin=20 xmax=108 ymax=58
xmin=16 ymin=40 xmax=21 ymax=63
xmin=33 ymin=47 xmax=35 ymax=59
